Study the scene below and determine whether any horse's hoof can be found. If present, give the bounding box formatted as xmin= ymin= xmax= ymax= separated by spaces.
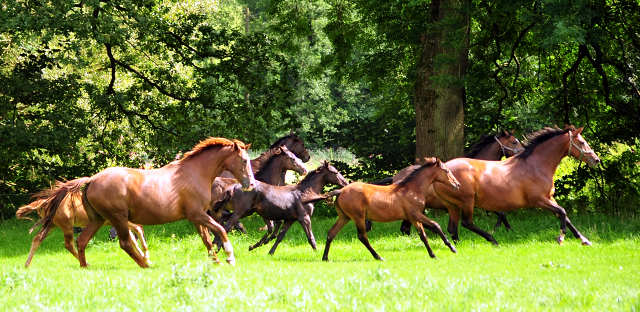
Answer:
xmin=449 ymin=246 xmax=457 ymax=253
xmin=226 ymin=257 xmax=236 ymax=266
xmin=376 ymin=257 xmax=385 ymax=261
xmin=556 ymin=236 xmax=564 ymax=246
xmin=581 ymin=238 xmax=592 ymax=246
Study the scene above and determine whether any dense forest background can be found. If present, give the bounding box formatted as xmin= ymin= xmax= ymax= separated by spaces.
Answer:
xmin=1 ymin=0 xmax=638 ymax=219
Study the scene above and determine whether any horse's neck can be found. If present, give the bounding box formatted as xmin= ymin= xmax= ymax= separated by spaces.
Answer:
xmin=297 ymin=173 xmax=324 ymax=193
xmin=407 ymin=167 xmax=436 ymax=198
xmin=254 ymin=157 xmax=284 ymax=185
xmin=180 ymin=149 xmax=226 ymax=186
xmin=473 ymin=142 xmax=503 ymax=160
xmin=249 ymin=158 xmax=260 ymax=174
xmin=521 ymin=134 xmax=569 ymax=177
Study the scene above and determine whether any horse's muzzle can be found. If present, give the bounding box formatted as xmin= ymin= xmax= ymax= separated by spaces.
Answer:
xmin=242 ymin=179 xmax=256 ymax=191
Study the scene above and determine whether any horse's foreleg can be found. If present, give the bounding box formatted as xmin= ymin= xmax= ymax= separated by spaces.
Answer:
xmin=268 ymin=220 xmax=295 ymax=255
xmin=409 ymin=220 xmax=436 ymax=258
xmin=76 ymin=219 xmax=105 ymax=268
xmin=447 ymin=209 xmax=461 ymax=242
xmin=544 ymin=197 xmax=591 ymax=245
xmin=195 ymin=224 xmax=220 ymax=264
xmin=460 ymin=209 xmax=499 ymax=245
xmin=187 ymin=211 xmax=235 ymax=266
xmin=411 ymin=211 xmax=457 ymax=254
xmin=354 ymin=218 xmax=384 ymax=261
xmin=298 ymin=214 xmax=317 ymax=251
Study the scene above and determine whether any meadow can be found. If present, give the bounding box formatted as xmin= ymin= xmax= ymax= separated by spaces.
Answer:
xmin=1 ymin=210 xmax=639 ymax=311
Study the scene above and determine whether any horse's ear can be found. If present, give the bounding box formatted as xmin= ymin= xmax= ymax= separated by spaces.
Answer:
xmin=502 ymin=130 xmax=509 ymax=136
xmin=245 ymin=143 xmax=252 ymax=150
xmin=573 ymin=127 xmax=584 ymax=135
xmin=511 ymin=129 xmax=516 ymax=135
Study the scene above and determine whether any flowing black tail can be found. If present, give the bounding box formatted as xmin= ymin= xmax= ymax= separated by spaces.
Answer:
xmin=301 ymin=189 xmax=342 ymax=204
xmin=212 ymin=188 xmax=235 ymax=214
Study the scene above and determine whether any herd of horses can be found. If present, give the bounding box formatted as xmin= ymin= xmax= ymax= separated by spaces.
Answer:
xmin=16 ymin=125 xmax=600 ymax=267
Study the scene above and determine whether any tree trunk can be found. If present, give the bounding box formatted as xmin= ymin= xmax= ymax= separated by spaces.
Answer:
xmin=413 ymin=0 xmax=469 ymax=162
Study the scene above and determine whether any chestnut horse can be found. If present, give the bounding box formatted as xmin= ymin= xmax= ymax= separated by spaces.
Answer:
xmin=433 ymin=126 xmax=600 ymax=245
xmin=30 ymin=138 xmax=255 ymax=268
xmin=372 ymin=130 xmax=524 ymax=234
xmin=17 ymin=195 xmax=148 ymax=268
xmin=306 ymin=158 xmax=460 ymax=261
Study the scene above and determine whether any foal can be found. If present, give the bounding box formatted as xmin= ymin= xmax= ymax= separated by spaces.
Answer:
xmin=306 ymin=158 xmax=460 ymax=261
xmin=212 ymin=161 xmax=348 ymax=254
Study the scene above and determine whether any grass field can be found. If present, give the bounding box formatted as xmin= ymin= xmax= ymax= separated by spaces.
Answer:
xmin=1 ymin=210 xmax=639 ymax=311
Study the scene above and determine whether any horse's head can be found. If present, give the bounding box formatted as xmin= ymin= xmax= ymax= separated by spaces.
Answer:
xmin=279 ymin=146 xmax=308 ymax=176
xmin=431 ymin=157 xmax=460 ymax=190
xmin=317 ymin=160 xmax=349 ymax=187
xmin=497 ymin=129 xmax=524 ymax=157
xmin=285 ymin=133 xmax=311 ymax=163
xmin=567 ymin=126 xmax=600 ymax=167
xmin=225 ymin=140 xmax=256 ymax=191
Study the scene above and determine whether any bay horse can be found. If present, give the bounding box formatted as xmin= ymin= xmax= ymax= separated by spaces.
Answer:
xmin=371 ymin=130 xmax=524 ymax=234
xmin=304 ymin=158 xmax=460 ymax=261
xmin=219 ymin=132 xmax=311 ymax=185
xmin=16 ymin=195 xmax=148 ymax=268
xmin=208 ymin=145 xmax=308 ymax=233
xmin=30 ymin=138 xmax=255 ymax=267
xmin=212 ymin=161 xmax=348 ymax=254
xmin=433 ymin=126 xmax=600 ymax=245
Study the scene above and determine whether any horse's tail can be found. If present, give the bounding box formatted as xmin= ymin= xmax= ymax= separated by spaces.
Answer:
xmin=302 ymin=189 xmax=342 ymax=204
xmin=28 ymin=177 xmax=91 ymax=240
xmin=212 ymin=187 xmax=235 ymax=214
xmin=369 ymin=177 xmax=394 ymax=186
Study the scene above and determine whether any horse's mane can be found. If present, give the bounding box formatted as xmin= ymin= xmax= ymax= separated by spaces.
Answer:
xmin=298 ymin=161 xmax=330 ymax=184
xmin=269 ymin=134 xmax=300 ymax=149
xmin=515 ymin=125 xmax=576 ymax=159
xmin=465 ymin=131 xmax=509 ymax=158
xmin=179 ymin=137 xmax=245 ymax=163
xmin=396 ymin=158 xmax=439 ymax=187
xmin=252 ymin=146 xmax=291 ymax=176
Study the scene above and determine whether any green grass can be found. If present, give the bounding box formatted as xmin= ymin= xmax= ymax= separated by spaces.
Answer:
xmin=1 ymin=210 xmax=639 ymax=311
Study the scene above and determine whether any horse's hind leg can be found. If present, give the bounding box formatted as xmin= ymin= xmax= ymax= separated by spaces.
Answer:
xmin=76 ymin=219 xmax=105 ymax=268
xmin=186 ymin=209 xmax=236 ymax=266
xmin=540 ymin=197 xmax=591 ymax=245
xmin=298 ymin=214 xmax=317 ymax=251
xmin=249 ymin=218 xmax=275 ymax=251
xmin=268 ymin=220 xmax=295 ymax=255
xmin=323 ymin=212 xmax=350 ymax=261
xmin=409 ymin=220 xmax=436 ymax=258
xmin=354 ymin=218 xmax=384 ymax=261
xmin=111 ymin=220 xmax=149 ymax=268
xmin=266 ymin=220 xmax=283 ymax=243
xmin=400 ymin=220 xmax=412 ymax=236
xmin=24 ymin=224 xmax=58 ymax=268
xmin=460 ymin=209 xmax=498 ymax=245
xmin=411 ymin=212 xmax=457 ymax=254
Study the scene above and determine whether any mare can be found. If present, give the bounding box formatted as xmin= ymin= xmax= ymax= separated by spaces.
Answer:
xmin=31 ymin=138 xmax=255 ymax=267
xmin=370 ymin=130 xmax=524 ymax=234
xmin=433 ymin=126 xmax=600 ymax=245
xmin=304 ymin=158 xmax=460 ymax=261
xmin=208 ymin=145 xmax=308 ymax=233
xmin=212 ymin=161 xmax=348 ymax=254
xmin=16 ymin=196 xmax=148 ymax=268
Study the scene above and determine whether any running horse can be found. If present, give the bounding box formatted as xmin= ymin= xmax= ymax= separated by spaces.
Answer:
xmin=433 ymin=126 xmax=600 ymax=245
xmin=305 ymin=158 xmax=460 ymax=261
xmin=29 ymin=138 xmax=255 ymax=267
xmin=371 ymin=130 xmax=524 ymax=234
xmin=17 ymin=195 xmax=149 ymax=268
